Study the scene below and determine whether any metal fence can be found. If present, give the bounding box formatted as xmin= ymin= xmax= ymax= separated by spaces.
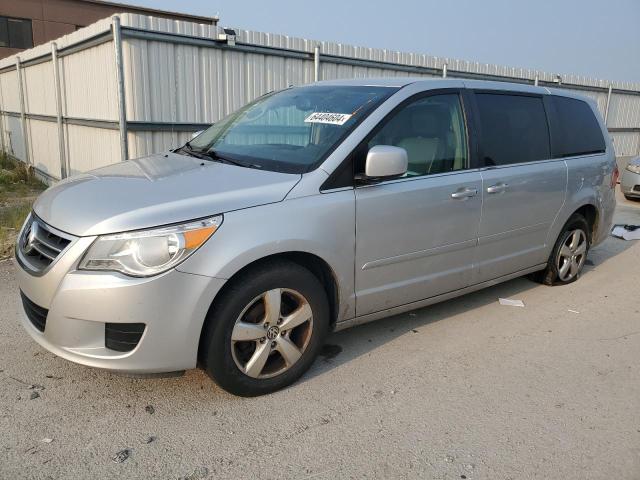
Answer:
xmin=1 ymin=13 xmax=639 ymax=183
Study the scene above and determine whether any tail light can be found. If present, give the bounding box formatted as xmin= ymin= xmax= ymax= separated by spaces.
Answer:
xmin=611 ymin=165 xmax=619 ymax=188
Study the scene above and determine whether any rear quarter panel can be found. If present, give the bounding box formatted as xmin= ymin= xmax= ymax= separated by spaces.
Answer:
xmin=544 ymin=151 xmax=616 ymax=253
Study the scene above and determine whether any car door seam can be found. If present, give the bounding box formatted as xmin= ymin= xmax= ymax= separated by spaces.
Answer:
xmin=544 ymin=159 xmax=569 ymax=247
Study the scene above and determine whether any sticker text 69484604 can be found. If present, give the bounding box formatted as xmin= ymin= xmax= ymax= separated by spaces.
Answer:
xmin=304 ymin=112 xmax=352 ymax=125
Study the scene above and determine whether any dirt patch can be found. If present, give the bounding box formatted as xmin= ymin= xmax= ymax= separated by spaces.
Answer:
xmin=0 ymin=154 xmax=46 ymax=259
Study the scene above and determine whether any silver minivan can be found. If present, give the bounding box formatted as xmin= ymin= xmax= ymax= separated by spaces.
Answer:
xmin=15 ymin=79 xmax=617 ymax=396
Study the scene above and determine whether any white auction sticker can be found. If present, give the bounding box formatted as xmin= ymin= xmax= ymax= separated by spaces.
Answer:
xmin=304 ymin=112 xmax=352 ymax=125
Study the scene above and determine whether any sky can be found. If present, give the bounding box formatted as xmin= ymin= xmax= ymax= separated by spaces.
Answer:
xmin=119 ymin=0 xmax=640 ymax=83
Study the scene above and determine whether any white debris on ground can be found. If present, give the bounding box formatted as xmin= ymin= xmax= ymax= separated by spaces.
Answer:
xmin=611 ymin=224 xmax=640 ymax=240
xmin=498 ymin=298 xmax=525 ymax=307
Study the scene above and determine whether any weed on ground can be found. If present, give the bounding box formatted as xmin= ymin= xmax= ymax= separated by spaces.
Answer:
xmin=0 ymin=153 xmax=46 ymax=259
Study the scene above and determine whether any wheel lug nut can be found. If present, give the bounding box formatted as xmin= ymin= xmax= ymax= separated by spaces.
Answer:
xmin=271 ymin=341 xmax=276 ymax=348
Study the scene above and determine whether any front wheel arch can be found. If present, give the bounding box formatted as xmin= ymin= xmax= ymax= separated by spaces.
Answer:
xmin=197 ymin=252 xmax=339 ymax=364
xmin=197 ymin=258 xmax=331 ymax=395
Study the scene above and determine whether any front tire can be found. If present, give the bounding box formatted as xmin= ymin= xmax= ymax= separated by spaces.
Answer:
xmin=531 ymin=213 xmax=590 ymax=286
xmin=199 ymin=260 xmax=330 ymax=396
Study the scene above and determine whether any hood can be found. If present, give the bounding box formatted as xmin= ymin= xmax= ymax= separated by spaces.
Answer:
xmin=34 ymin=153 xmax=301 ymax=237
xmin=628 ymin=156 xmax=640 ymax=167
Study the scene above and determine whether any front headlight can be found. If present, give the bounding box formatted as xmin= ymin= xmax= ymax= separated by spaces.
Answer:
xmin=79 ymin=215 xmax=222 ymax=277
xmin=626 ymin=163 xmax=640 ymax=174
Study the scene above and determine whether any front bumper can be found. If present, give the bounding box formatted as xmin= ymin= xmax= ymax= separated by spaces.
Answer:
xmin=15 ymin=232 xmax=225 ymax=374
xmin=620 ymin=169 xmax=640 ymax=197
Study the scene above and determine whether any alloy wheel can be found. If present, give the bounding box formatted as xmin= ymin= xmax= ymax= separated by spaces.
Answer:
xmin=556 ymin=229 xmax=587 ymax=282
xmin=231 ymin=288 xmax=314 ymax=379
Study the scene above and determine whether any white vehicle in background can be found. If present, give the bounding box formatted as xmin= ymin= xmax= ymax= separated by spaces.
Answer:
xmin=620 ymin=156 xmax=640 ymax=200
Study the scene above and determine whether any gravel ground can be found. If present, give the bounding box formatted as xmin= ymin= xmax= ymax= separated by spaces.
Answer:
xmin=1 ymin=192 xmax=639 ymax=480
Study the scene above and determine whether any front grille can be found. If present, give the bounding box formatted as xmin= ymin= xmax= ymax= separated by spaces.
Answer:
xmin=105 ymin=323 xmax=146 ymax=352
xmin=18 ymin=215 xmax=75 ymax=273
xmin=20 ymin=291 xmax=48 ymax=332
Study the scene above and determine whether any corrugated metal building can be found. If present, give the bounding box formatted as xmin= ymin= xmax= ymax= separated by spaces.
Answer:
xmin=0 ymin=0 xmax=217 ymax=60
xmin=0 ymin=13 xmax=638 ymax=183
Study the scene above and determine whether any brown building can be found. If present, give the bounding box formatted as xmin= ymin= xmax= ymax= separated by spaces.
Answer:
xmin=0 ymin=0 xmax=217 ymax=59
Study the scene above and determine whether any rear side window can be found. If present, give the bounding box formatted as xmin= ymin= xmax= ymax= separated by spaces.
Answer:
xmin=550 ymin=96 xmax=605 ymax=157
xmin=475 ymin=93 xmax=550 ymax=166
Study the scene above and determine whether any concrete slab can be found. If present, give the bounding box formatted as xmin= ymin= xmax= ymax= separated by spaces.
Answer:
xmin=0 ymin=191 xmax=639 ymax=479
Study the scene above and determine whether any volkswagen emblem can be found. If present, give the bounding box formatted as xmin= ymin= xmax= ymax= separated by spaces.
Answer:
xmin=266 ymin=325 xmax=280 ymax=340
xmin=22 ymin=221 xmax=38 ymax=255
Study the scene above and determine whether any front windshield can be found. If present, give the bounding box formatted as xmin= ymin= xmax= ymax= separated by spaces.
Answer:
xmin=187 ymin=85 xmax=397 ymax=173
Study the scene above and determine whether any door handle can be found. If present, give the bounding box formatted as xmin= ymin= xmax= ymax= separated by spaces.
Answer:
xmin=486 ymin=182 xmax=508 ymax=194
xmin=451 ymin=187 xmax=478 ymax=199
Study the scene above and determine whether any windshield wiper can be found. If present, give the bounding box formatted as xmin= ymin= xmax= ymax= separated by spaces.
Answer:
xmin=176 ymin=141 xmax=210 ymax=160
xmin=206 ymin=150 xmax=263 ymax=170
xmin=176 ymin=142 xmax=262 ymax=169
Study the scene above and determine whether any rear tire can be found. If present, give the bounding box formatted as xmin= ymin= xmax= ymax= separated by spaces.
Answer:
xmin=199 ymin=260 xmax=329 ymax=397
xmin=530 ymin=214 xmax=590 ymax=286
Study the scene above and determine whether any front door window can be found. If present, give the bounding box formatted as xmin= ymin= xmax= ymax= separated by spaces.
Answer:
xmin=364 ymin=94 xmax=468 ymax=177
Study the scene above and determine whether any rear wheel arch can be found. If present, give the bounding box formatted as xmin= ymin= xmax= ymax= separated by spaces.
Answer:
xmin=571 ymin=204 xmax=598 ymax=243
xmin=532 ymin=211 xmax=591 ymax=285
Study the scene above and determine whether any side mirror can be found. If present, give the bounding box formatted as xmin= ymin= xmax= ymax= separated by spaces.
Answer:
xmin=362 ymin=145 xmax=408 ymax=180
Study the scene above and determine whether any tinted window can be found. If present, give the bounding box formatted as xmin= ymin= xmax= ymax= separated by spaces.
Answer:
xmin=363 ymin=93 xmax=468 ymax=176
xmin=0 ymin=17 xmax=33 ymax=49
xmin=476 ymin=93 xmax=550 ymax=166
xmin=0 ymin=18 xmax=6 ymax=47
xmin=550 ymin=96 xmax=605 ymax=157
